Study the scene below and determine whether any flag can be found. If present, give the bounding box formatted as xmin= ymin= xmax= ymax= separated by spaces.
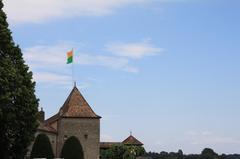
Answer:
xmin=67 ymin=50 xmax=73 ymax=64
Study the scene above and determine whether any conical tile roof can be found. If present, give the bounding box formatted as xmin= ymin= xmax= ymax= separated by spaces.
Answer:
xmin=122 ymin=135 xmax=143 ymax=146
xmin=59 ymin=86 xmax=101 ymax=118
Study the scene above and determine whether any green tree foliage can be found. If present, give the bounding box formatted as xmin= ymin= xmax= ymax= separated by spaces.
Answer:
xmin=147 ymin=151 xmax=186 ymax=159
xmin=177 ymin=150 xmax=184 ymax=159
xmin=200 ymin=148 xmax=218 ymax=159
xmin=61 ymin=136 xmax=84 ymax=159
xmin=146 ymin=150 xmax=185 ymax=159
xmin=30 ymin=133 xmax=54 ymax=159
xmin=0 ymin=0 xmax=39 ymax=158
xmin=101 ymin=144 xmax=145 ymax=159
xmin=145 ymin=148 xmax=231 ymax=159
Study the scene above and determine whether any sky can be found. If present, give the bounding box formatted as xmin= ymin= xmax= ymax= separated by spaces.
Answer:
xmin=3 ymin=0 xmax=240 ymax=154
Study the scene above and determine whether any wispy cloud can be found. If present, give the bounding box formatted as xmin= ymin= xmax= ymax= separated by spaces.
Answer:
xmin=101 ymin=134 xmax=115 ymax=142
xmin=3 ymin=0 xmax=150 ymax=24
xmin=77 ymin=54 xmax=138 ymax=73
xmin=185 ymin=130 xmax=240 ymax=145
xmin=23 ymin=43 xmax=69 ymax=85
xmin=106 ymin=40 xmax=164 ymax=59
xmin=24 ymin=43 xmax=69 ymax=69
xmin=23 ymin=40 xmax=162 ymax=85
xmin=3 ymin=0 xmax=192 ymax=24
xmin=33 ymin=72 xmax=71 ymax=85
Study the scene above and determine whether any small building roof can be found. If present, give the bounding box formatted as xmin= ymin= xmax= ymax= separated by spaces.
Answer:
xmin=45 ymin=113 xmax=59 ymax=125
xmin=38 ymin=122 xmax=57 ymax=134
xmin=122 ymin=135 xmax=143 ymax=146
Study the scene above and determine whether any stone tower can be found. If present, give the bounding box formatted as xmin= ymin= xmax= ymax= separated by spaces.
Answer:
xmin=44 ymin=86 xmax=101 ymax=158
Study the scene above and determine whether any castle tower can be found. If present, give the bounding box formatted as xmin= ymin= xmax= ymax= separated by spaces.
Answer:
xmin=45 ymin=86 xmax=101 ymax=158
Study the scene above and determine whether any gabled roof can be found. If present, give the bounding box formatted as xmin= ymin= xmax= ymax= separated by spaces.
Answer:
xmin=122 ymin=135 xmax=143 ymax=146
xmin=38 ymin=122 xmax=57 ymax=134
xmin=45 ymin=113 xmax=59 ymax=125
xmin=59 ymin=86 xmax=101 ymax=118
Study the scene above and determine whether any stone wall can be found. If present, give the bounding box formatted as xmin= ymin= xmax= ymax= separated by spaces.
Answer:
xmin=57 ymin=117 xmax=100 ymax=159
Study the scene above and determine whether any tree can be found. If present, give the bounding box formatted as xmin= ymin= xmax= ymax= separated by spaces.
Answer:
xmin=61 ymin=136 xmax=84 ymax=159
xmin=101 ymin=144 xmax=146 ymax=159
xmin=111 ymin=144 xmax=128 ymax=159
xmin=200 ymin=148 xmax=218 ymax=159
xmin=30 ymin=134 xmax=54 ymax=159
xmin=0 ymin=0 xmax=39 ymax=158
xmin=177 ymin=149 xmax=183 ymax=159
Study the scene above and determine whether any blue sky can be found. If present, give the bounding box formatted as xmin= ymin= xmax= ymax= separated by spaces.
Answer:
xmin=3 ymin=0 xmax=240 ymax=154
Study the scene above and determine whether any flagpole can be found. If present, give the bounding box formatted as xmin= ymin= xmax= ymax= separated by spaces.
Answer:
xmin=72 ymin=60 xmax=73 ymax=86
xmin=72 ymin=48 xmax=75 ymax=87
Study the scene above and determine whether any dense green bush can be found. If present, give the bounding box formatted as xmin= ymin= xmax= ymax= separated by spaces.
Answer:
xmin=61 ymin=136 xmax=84 ymax=159
xmin=101 ymin=144 xmax=145 ymax=159
xmin=30 ymin=133 xmax=54 ymax=159
xmin=200 ymin=148 xmax=218 ymax=159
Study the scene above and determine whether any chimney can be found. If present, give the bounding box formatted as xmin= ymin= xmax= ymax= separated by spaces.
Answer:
xmin=38 ymin=107 xmax=45 ymax=122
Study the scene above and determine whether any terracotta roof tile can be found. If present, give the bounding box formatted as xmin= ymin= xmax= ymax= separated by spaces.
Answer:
xmin=45 ymin=113 xmax=59 ymax=124
xmin=44 ymin=86 xmax=100 ymax=126
xmin=122 ymin=135 xmax=143 ymax=146
xmin=59 ymin=86 xmax=101 ymax=118
xmin=38 ymin=122 xmax=57 ymax=134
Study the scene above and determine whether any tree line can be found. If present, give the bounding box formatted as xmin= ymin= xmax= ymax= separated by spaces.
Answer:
xmin=144 ymin=148 xmax=240 ymax=159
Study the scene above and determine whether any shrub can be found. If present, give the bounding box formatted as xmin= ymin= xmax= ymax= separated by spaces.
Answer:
xmin=61 ymin=136 xmax=84 ymax=159
xmin=30 ymin=133 xmax=54 ymax=159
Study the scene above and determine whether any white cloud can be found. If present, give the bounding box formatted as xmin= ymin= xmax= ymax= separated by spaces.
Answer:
xmin=24 ymin=44 xmax=68 ymax=69
xmin=106 ymin=41 xmax=164 ymax=59
xmin=3 ymin=0 xmax=150 ymax=24
xmin=23 ymin=42 xmax=148 ymax=74
xmin=33 ymin=72 xmax=71 ymax=85
xmin=185 ymin=130 xmax=212 ymax=136
xmin=76 ymin=54 xmax=138 ymax=73
xmin=201 ymin=130 xmax=213 ymax=136
xmin=23 ymin=42 xmax=138 ymax=85
xmin=101 ymin=134 xmax=115 ymax=142
xmin=23 ymin=43 xmax=72 ymax=85
xmin=185 ymin=130 xmax=240 ymax=145
xmin=23 ymin=40 xmax=161 ymax=85
xmin=3 ymin=0 xmax=192 ymax=24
